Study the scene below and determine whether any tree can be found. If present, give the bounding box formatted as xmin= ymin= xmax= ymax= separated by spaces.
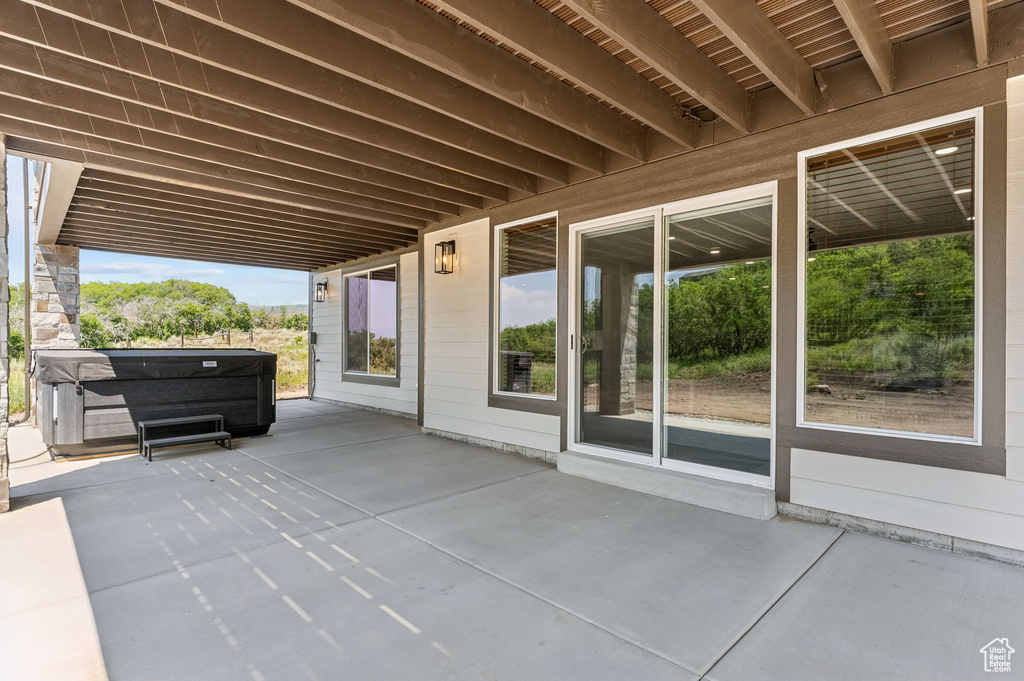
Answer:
xmin=281 ymin=313 xmax=309 ymax=331
xmin=81 ymin=313 xmax=114 ymax=348
xmin=176 ymin=302 xmax=210 ymax=337
xmin=252 ymin=307 xmax=272 ymax=329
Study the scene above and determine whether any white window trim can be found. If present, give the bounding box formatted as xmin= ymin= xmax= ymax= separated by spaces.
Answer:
xmin=492 ymin=211 xmax=559 ymax=401
xmin=566 ymin=181 xmax=778 ymax=491
xmin=795 ymin=108 xmax=983 ymax=445
xmin=343 ymin=263 xmax=399 ymax=378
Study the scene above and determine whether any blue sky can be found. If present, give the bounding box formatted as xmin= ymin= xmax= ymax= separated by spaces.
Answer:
xmin=7 ymin=156 xmax=309 ymax=307
xmin=499 ymin=270 xmax=557 ymax=329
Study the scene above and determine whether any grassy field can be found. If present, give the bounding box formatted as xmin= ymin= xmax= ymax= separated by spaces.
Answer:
xmin=9 ymin=359 xmax=24 ymax=416
xmin=133 ymin=328 xmax=309 ymax=397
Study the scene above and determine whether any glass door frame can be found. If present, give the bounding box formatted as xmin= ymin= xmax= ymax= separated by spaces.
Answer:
xmin=567 ymin=182 xmax=778 ymax=490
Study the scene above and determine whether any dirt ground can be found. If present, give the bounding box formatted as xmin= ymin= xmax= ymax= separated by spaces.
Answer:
xmin=633 ymin=374 xmax=771 ymax=425
xmin=606 ymin=371 xmax=974 ymax=437
xmin=277 ymin=388 xmax=310 ymax=400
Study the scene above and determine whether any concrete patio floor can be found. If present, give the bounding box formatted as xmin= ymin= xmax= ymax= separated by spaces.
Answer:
xmin=4 ymin=398 xmax=1022 ymax=680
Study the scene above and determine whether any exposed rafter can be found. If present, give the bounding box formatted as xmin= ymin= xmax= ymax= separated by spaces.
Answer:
xmin=968 ymin=0 xmax=989 ymax=67
xmin=77 ymin=171 xmax=418 ymax=239
xmin=833 ymin=0 xmax=893 ymax=95
xmin=74 ymin=183 xmax=412 ymax=247
xmin=284 ymin=0 xmax=688 ymax=153
xmin=2 ymin=0 xmax=568 ymax=184
xmin=558 ymin=0 xmax=752 ymax=132
xmin=6 ymin=136 xmax=428 ymax=230
xmin=68 ymin=197 xmax=411 ymax=251
xmin=64 ymin=213 xmax=370 ymax=263
xmin=687 ymin=0 xmax=824 ymax=116
xmin=149 ymin=0 xmax=613 ymax=169
xmin=0 ymin=67 xmax=485 ymax=210
xmin=0 ymin=42 xmax=511 ymax=200
xmin=0 ymin=99 xmax=449 ymax=222
xmin=21 ymin=0 xmax=609 ymax=172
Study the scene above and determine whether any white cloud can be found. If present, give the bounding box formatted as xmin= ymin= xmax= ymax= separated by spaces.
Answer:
xmin=85 ymin=262 xmax=173 ymax=275
xmin=499 ymin=280 xmax=557 ymax=327
xmin=182 ymin=268 xmax=225 ymax=277
xmin=81 ymin=261 xmax=223 ymax=281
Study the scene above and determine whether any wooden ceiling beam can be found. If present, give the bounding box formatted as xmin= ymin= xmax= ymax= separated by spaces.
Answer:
xmin=0 ymin=0 xmax=565 ymax=185
xmin=686 ymin=0 xmax=823 ymax=116
xmin=62 ymin=216 xmax=369 ymax=262
xmin=9 ymin=137 xmax=427 ymax=230
xmin=74 ymin=182 xmax=413 ymax=246
xmin=33 ymin=0 xmax=597 ymax=173
xmin=62 ymin=213 xmax=378 ymax=261
xmin=59 ymin=229 xmax=333 ymax=271
xmin=61 ymin=239 xmax=327 ymax=271
xmin=427 ymin=0 xmax=695 ymax=142
xmin=1 ymin=128 xmax=432 ymax=231
xmin=968 ymin=0 xmax=989 ymax=67
xmin=0 ymin=66 xmax=485 ymax=209
xmin=281 ymin=0 xmax=667 ymax=156
xmin=833 ymin=0 xmax=893 ymax=95
xmin=62 ymin=224 xmax=368 ymax=271
xmin=0 ymin=90 xmax=456 ymax=218
xmin=77 ymin=171 xmax=418 ymax=238
xmin=0 ymin=70 xmax=483 ymax=210
xmin=156 ymin=0 xmax=623 ymax=166
xmin=0 ymin=42 xmax=510 ymax=200
xmin=557 ymin=0 xmax=752 ymax=132
xmin=69 ymin=193 xmax=413 ymax=250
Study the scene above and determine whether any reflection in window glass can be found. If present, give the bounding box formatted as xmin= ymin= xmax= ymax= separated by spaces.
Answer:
xmin=345 ymin=266 xmax=398 ymax=376
xmin=369 ymin=268 xmax=397 ymax=376
xmin=346 ymin=274 xmax=368 ymax=373
xmin=497 ymin=218 xmax=557 ymax=396
xmin=804 ymin=119 xmax=976 ymax=438
xmin=664 ymin=196 xmax=773 ymax=475
xmin=578 ymin=220 xmax=655 ymax=456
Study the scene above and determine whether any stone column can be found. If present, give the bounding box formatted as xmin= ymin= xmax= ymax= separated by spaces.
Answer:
xmin=0 ymin=138 xmax=9 ymax=512
xmin=31 ymin=244 xmax=80 ymax=349
xmin=598 ymin=264 xmax=639 ymax=416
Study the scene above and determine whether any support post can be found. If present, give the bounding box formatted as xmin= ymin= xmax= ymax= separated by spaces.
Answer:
xmin=31 ymin=244 xmax=80 ymax=349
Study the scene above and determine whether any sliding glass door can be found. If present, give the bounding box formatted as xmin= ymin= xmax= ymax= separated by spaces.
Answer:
xmin=571 ymin=185 xmax=775 ymax=485
xmin=662 ymin=196 xmax=773 ymax=476
xmin=577 ymin=218 xmax=656 ymax=456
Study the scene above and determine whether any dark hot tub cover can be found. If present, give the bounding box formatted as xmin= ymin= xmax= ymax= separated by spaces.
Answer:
xmin=33 ymin=348 xmax=276 ymax=384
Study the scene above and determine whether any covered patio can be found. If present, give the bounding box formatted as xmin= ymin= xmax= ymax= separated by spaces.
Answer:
xmin=4 ymin=398 xmax=1022 ymax=680
xmin=2 ymin=0 xmax=1024 ymax=678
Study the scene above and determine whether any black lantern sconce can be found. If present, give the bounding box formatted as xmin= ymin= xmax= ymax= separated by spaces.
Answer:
xmin=434 ymin=239 xmax=456 ymax=275
xmin=314 ymin=279 xmax=328 ymax=303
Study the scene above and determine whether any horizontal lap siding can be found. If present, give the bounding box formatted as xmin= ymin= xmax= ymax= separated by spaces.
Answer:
xmin=310 ymin=253 xmax=418 ymax=415
xmin=1008 ymin=76 xmax=1024 ymax=481
xmin=423 ymin=218 xmax=560 ymax=453
xmin=791 ymin=78 xmax=1024 ymax=551
xmin=791 ymin=449 xmax=1024 ymax=551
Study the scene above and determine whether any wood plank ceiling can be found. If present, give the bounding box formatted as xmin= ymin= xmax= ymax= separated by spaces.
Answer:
xmin=0 ymin=0 xmax=1017 ymax=270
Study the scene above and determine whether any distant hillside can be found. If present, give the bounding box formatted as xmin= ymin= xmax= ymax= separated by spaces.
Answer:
xmin=254 ymin=304 xmax=308 ymax=317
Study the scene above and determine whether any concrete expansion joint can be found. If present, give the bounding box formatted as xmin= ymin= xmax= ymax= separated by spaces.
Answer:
xmin=697 ymin=528 xmax=845 ymax=680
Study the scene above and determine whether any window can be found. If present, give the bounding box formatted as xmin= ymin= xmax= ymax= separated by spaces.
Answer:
xmin=800 ymin=113 xmax=978 ymax=440
xmin=495 ymin=215 xmax=558 ymax=398
xmin=345 ymin=265 xmax=398 ymax=377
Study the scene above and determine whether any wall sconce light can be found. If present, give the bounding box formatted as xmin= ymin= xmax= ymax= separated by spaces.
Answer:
xmin=434 ymin=239 xmax=456 ymax=275
xmin=314 ymin=280 xmax=328 ymax=303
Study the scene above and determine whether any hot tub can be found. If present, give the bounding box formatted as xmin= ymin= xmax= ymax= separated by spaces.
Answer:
xmin=33 ymin=348 xmax=277 ymax=455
